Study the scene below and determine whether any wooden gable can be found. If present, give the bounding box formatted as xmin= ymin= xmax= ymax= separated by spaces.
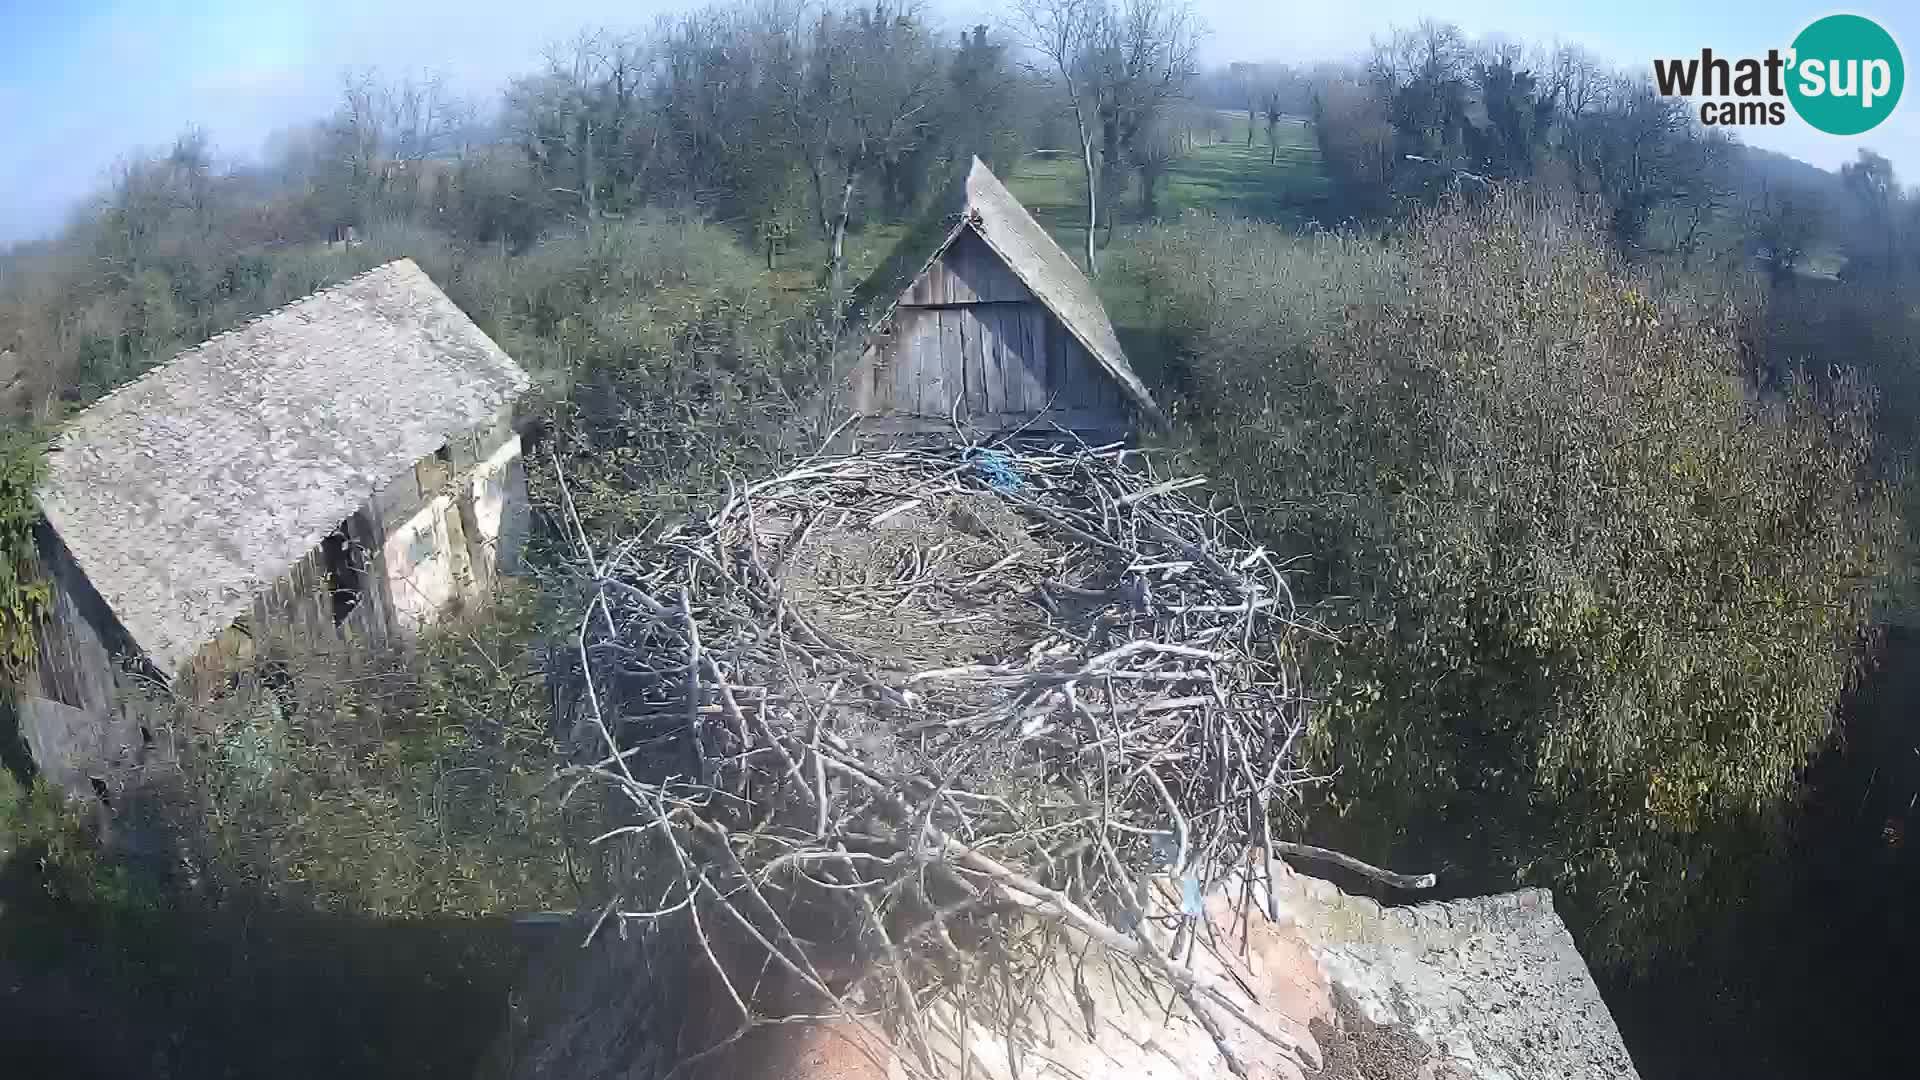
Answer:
xmin=899 ymin=229 xmax=1034 ymax=306
xmin=847 ymin=224 xmax=1129 ymax=437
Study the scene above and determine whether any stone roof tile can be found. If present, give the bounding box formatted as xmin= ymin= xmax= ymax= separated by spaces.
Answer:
xmin=39 ymin=259 xmax=529 ymax=675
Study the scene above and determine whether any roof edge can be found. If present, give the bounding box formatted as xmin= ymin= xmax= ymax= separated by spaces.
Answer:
xmin=54 ymin=259 xmax=423 ymax=440
xmin=955 ymin=165 xmax=1168 ymax=430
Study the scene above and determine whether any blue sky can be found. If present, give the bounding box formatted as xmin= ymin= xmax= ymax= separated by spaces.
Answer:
xmin=3 ymin=0 xmax=1916 ymax=245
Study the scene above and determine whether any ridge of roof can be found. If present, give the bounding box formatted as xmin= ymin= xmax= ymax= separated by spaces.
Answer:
xmin=74 ymin=259 xmax=420 ymax=420
xmin=38 ymin=258 xmax=529 ymax=677
xmin=858 ymin=159 xmax=1166 ymax=430
xmin=957 ymin=158 xmax=1165 ymax=428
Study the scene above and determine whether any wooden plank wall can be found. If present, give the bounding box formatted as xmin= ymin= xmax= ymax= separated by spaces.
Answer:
xmin=239 ymin=505 xmax=395 ymax=661
xmin=27 ymin=530 xmax=123 ymax=717
xmin=177 ymin=412 xmax=522 ymax=682
xmin=855 ymin=226 xmax=1131 ymax=436
xmin=899 ymin=229 xmax=1033 ymax=306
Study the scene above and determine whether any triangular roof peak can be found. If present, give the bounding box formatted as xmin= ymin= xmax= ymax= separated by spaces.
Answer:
xmin=871 ymin=158 xmax=1165 ymax=429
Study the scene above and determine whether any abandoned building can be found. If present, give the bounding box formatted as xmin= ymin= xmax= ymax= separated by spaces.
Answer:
xmin=16 ymin=258 xmax=532 ymax=794
xmin=840 ymin=157 xmax=1165 ymax=442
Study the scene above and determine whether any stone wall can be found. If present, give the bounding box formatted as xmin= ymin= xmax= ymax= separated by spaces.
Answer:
xmin=1275 ymin=868 xmax=1643 ymax=1080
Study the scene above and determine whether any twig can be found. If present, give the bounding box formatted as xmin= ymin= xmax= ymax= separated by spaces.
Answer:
xmin=1271 ymin=841 xmax=1437 ymax=890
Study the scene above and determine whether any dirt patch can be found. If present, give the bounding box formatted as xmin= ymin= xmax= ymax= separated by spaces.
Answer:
xmin=1310 ymin=986 xmax=1440 ymax=1080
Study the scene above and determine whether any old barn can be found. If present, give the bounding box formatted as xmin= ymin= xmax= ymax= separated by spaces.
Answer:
xmin=17 ymin=259 xmax=531 ymax=794
xmin=841 ymin=158 xmax=1164 ymax=442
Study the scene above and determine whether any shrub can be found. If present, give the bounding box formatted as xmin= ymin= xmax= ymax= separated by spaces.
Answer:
xmin=1117 ymin=191 xmax=1892 ymax=967
xmin=183 ymin=587 xmax=593 ymax=917
xmin=1761 ymin=282 xmax=1920 ymax=623
xmin=0 ymin=769 xmax=160 ymax=918
xmin=507 ymin=213 xmax=825 ymax=532
xmin=0 ymin=432 xmax=47 ymax=683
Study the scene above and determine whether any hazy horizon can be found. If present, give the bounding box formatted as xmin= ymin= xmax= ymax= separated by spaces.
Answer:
xmin=4 ymin=0 xmax=1916 ymax=246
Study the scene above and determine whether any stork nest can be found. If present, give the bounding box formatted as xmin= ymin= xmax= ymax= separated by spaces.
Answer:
xmin=560 ymin=442 xmax=1327 ymax=1076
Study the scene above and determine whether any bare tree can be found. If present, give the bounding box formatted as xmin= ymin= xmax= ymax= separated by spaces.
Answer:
xmin=1095 ymin=0 xmax=1202 ymax=241
xmin=769 ymin=1 xmax=944 ymax=312
xmin=1200 ymin=104 xmax=1227 ymax=145
xmin=504 ymin=31 xmax=660 ymax=232
xmin=1229 ymin=61 xmax=1258 ymax=147
xmin=1013 ymin=0 xmax=1107 ymax=273
xmin=1131 ymin=118 xmax=1181 ymax=216
xmin=98 ymin=130 xmax=217 ymax=285
xmin=1368 ymin=20 xmax=1471 ymax=164
xmin=1013 ymin=0 xmax=1198 ymax=272
xmin=1842 ymin=149 xmax=1902 ymax=271
xmin=651 ymin=4 xmax=789 ymax=212
xmin=1369 ymin=18 xmax=1469 ymax=89
xmin=1544 ymin=44 xmax=1608 ymax=175
xmin=1572 ymin=75 xmax=1727 ymax=252
xmin=334 ymin=69 xmax=469 ymax=225
xmin=1261 ymin=80 xmax=1284 ymax=164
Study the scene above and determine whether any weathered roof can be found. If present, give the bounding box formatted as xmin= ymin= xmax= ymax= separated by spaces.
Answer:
xmin=866 ymin=158 xmax=1166 ymax=429
xmin=39 ymin=259 xmax=530 ymax=677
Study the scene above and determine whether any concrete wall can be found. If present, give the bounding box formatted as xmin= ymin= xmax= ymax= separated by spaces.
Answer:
xmin=466 ymin=433 xmax=530 ymax=580
xmin=375 ymin=430 xmax=525 ymax=634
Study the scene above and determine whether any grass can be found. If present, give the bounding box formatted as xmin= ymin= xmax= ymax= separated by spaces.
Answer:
xmin=0 ymin=609 xmax=557 ymax=1078
xmin=751 ymin=116 xmax=1329 ymax=307
xmin=764 ymin=221 xmax=913 ymax=297
xmin=1005 ymin=113 xmax=1329 ymax=262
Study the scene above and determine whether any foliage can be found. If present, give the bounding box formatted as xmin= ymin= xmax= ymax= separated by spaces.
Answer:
xmin=1301 ymin=25 xmax=1737 ymax=257
xmin=185 ymin=586 xmax=592 ymax=917
xmin=1116 ymin=192 xmax=1892 ymax=967
xmin=1307 ymin=73 xmax=1396 ymax=218
xmin=0 ymin=769 xmax=160 ymax=917
xmin=0 ymin=433 xmax=47 ymax=684
xmin=1 ymin=765 xmax=525 ymax=1079
xmin=496 ymin=212 xmax=824 ymax=534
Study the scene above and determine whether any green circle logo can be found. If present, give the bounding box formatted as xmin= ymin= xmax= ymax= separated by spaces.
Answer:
xmin=1788 ymin=15 xmax=1904 ymax=135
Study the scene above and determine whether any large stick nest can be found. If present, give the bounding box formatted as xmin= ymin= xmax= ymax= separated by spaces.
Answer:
xmin=561 ymin=442 xmax=1327 ymax=1075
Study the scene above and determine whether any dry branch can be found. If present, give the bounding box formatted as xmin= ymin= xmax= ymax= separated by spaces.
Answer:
xmin=558 ymin=442 xmax=1375 ymax=1072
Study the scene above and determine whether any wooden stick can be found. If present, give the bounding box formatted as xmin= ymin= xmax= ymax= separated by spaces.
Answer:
xmin=1271 ymin=841 xmax=1437 ymax=890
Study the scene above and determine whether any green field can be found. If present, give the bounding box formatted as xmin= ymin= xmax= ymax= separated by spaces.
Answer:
xmin=1005 ymin=114 xmax=1328 ymax=258
xmin=772 ymin=115 xmax=1325 ymax=296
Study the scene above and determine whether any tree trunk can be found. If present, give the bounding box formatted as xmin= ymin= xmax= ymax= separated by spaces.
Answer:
xmin=1099 ymin=112 xmax=1122 ymax=235
xmin=1082 ymin=135 xmax=1100 ymax=274
xmin=1246 ymin=106 xmax=1255 ymax=147
xmin=580 ymin=115 xmax=599 ymax=233
xmin=1069 ymin=102 xmax=1100 ymax=275
xmin=827 ymin=172 xmax=857 ymax=313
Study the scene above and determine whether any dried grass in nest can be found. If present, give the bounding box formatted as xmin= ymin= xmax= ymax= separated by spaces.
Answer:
xmin=557 ymin=440 xmax=1340 ymax=1078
